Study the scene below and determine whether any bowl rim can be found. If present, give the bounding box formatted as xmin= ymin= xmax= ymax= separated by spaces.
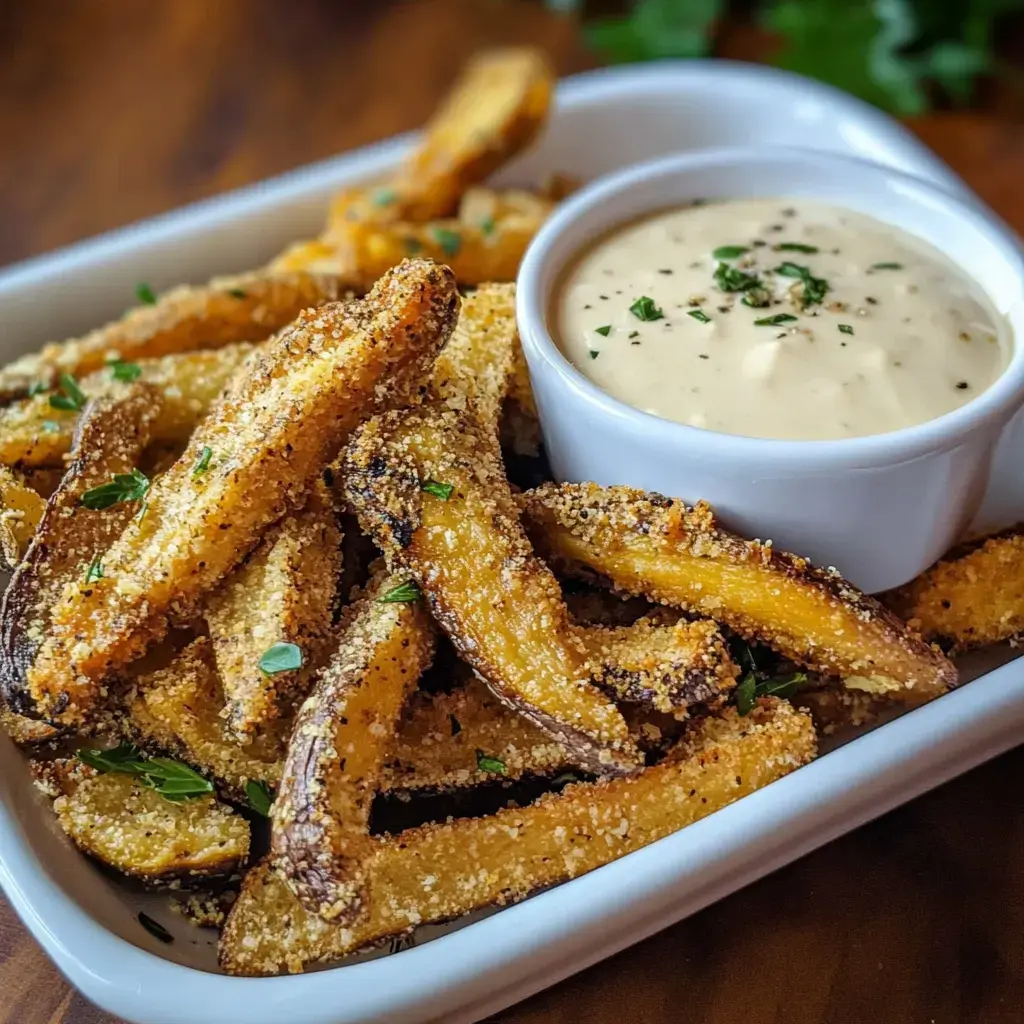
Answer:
xmin=516 ymin=144 xmax=1024 ymax=472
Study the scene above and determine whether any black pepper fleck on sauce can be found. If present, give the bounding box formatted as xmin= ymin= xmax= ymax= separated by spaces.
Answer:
xmin=599 ymin=294 xmax=609 ymax=300
xmin=658 ymin=268 xmax=673 ymax=275
xmin=717 ymin=306 xmax=730 ymax=313
xmin=866 ymin=296 xmax=878 ymax=305
xmin=956 ymin=381 xmax=970 ymax=390
xmin=698 ymin=353 xmax=709 ymax=360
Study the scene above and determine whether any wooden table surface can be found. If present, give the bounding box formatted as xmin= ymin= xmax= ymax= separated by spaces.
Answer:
xmin=1 ymin=2 xmax=1022 ymax=1021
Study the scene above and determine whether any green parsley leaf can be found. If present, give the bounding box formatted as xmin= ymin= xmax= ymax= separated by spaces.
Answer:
xmin=774 ymin=261 xmax=829 ymax=308
xmin=27 ymin=381 xmax=48 ymax=397
xmin=735 ymin=673 xmax=757 ymax=716
xmin=109 ymin=360 xmax=142 ymax=382
xmin=754 ymin=313 xmax=799 ymax=326
xmin=84 ymin=557 xmax=104 ymax=584
xmin=372 ymin=187 xmax=398 ymax=207
xmin=714 ymin=262 xmax=761 ymax=293
xmin=629 ymin=295 xmax=664 ymax=321
xmin=138 ymin=912 xmax=174 ymax=944
xmin=258 ymin=642 xmax=303 ymax=676
xmin=757 ymin=672 xmax=810 ymax=701
xmin=244 ymin=780 xmax=274 ymax=817
xmin=80 ymin=468 xmax=150 ymax=510
xmin=76 ymin=742 xmax=149 ymax=774
xmin=589 ymin=350 xmax=600 ymax=360
xmin=712 ymin=245 xmax=750 ymax=260
xmin=422 ymin=478 xmax=454 ymax=500
xmin=595 ymin=325 xmax=612 ymax=336
xmin=479 ymin=215 xmax=496 ymax=237
xmin=403 ymin=237 xmax=423 ymax=255
xmin=228 ymin=288 xmax=248 ymax=299
xmin=773 ymin=242 xmax=819 ymax=253
xmin=379 ymin=580 xmax=421 ymax=604
xmin=76 ymin=743 xmax=213 ymax=802
xmin=476 ymin=750 xmax=507 ymax=775
xmin=870 ymin=262 xmax=904 ymax=271
xmin=430 ymin=227 xmax=462 ymax=257
xmin=687 ymin=308 xmax=712 ymax=324
xmin=192 ymin=446 xmax=213 ymax=478
xmin=740 ymin=288 xmax=771 ymax=308
xmin=135 ymin=282 xmax=157 ymax=305
xmin=48 ymin=373 xmax=87 ymax=412
xmin=839 ymin=324 xmax=854 ymax=335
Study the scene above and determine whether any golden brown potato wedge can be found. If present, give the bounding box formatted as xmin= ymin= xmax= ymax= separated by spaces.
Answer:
xmin=884 ymin=528 xmax=1024 ymax=651
xmin=325 ymin=48 xmax=553 ymax=229
xmin=28 ymin=261 xmax=459 ymax=721
xmin=270 ymin=566 xmax=436 ymax=921
xmin=205 ymin=481 xmax=341 ymax=740
xmin=0 ymin=344 xmax=257 ymax=469
xmin=1 ymin=385 xmax=158 ymax=720
xmin=581 ymin=616 xmax=738 ymax=717
xmin=0 ymin=272 xmax=343 ymax=402
xmin=0 ymin=466 xmax=46 ymax=569
xmin=220 ymin=700 xmax=816 ymax=975
xmin=344 ymin=405 xmax=640 ymax=774
xmin=33 ymin=758 xmax=248 ymax=884
xmin=520 ymin=483 xmax=957 ymax=702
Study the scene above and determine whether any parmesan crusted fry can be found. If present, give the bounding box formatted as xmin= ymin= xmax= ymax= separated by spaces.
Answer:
xmin=343 ymin=405 xmax=641 ymax=774
xmin=29 ymin=260 xmax=459 ymax=721
xmin=205 ymin=482 xmax=341 ymax=740
xmin=0 ymin=344 xmax=257 ymax=469
xmin=326 ymin=48 xmax=552 ymax=229
xmin=33 ymin=759 xmax=249 ymax=884
xmin=220 ymin=700 xmax=816 ymax=976
xmin=581 ymin=616 xmax=738 ymax=717
xmin=0 ymin=272 xmax=343 ymax=402
xmin=884 ymin=528 xmax=1024 ymax=651
xmin=0 ymin=466 xmax=46 ymax=569
xmin=520 ymin=483 xmax=957 ymax=701
xmin=125 ymin=638 xmax=288 ymax=800
xmin=271 ymin=566 xmax=436 ymax=921
xmin=0 ymin=385 xmax=158 ymax=720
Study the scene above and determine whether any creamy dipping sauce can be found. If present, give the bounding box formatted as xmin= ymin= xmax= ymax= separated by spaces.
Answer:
xmin=555 ymin=199 xmax=1009 ymax=440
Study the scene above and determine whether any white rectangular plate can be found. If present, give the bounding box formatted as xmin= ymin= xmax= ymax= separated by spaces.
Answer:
xmin=0 ymin=60 xmax=1022 ymax=1024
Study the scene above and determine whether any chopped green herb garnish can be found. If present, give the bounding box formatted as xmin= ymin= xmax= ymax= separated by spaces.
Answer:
xmin=109 ymin=360 xmax=142 ymax=382
xmin=258 ymin=642 xmax=303 ymax=676
xmin=371 ymin=187 xmax=397 ymax=207
xmin=84 ymin=557 xmax=104 ymax=584
xmin=228 ymin=288 xmax=248 ymax=299
xmin=589 ymin=350 xmax=599 ymax=360
xmin=594 ymin=325 xmax=612 ymax=337
xmin=135 ymin=499 xmax=149 ymax=525
xmin=757 ymin=672 xmax=810 ymax=700
xmin=379 ymin=580 xmax=422 ymax=604
xmin=479 ymin=215 xmax=496 ymax=237
xmin=430 ymin=227 xmax=462 ymax=257
xmin=449 ymin=714 xmax=461 ymax=736
xmin=740 ymin=288 xmax=771 ymax=308
xmin=403 ymin=237 xmax=423 ymax=255
xmin=138 ymin=913 xmax=174 ymax=944
xmin=80 ymin=468 xmax=150 ymax=510
xmin=192 ymin=445 xmax=213 ymax=478
xmin=687 ymin=308 xmax=712 ymax=324
xmin=629 ymin=295 xmax=664 ymax=321
xmin=754 ymin=313 xmax=799 ymax=326
xmin=774 ymin=261 xmax=829 ymax=307
xmin=711 ymin=245 xmax=750 ymax=260
xmin=714 ymin=262 xmax=761 ymax=293
xmin=628 ymin=331 xmax=639 ymax=339
xmin=735 ymin=673 xmax=757 ymax=717
xmin=476 ymin=750 xmax=506 ymax=775
xmin=870 ymin=262 xmax=903 ymax=271
xmin=244 ymin=780 xmax=274 ymax=817
xmin=839 ymin=324 xmax=854 ymax=335
xmin=135 ymin=282 xmax=157 ymax=305
xmin=27 ymin=381 xmax=48 ymax=397
xmin=422 ymin=478 xmax=454 ymax=501
xmin=48 ymin=373 xmax=87 ymax=412
xmin=773 ymin=242 xmax=819 ymax=253
xmin=76 ymin=742 xmax=214 ymax=802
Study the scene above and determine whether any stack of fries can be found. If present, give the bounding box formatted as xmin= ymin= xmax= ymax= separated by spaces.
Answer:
xmin=0 ymin=48 xmax=1008 ymax=978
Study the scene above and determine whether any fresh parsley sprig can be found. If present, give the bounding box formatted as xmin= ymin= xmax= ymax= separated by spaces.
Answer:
xmin=76 ymin=743 xmax=213 ymax=802
xmin=80 ymin=468 xmax=150 ymax=511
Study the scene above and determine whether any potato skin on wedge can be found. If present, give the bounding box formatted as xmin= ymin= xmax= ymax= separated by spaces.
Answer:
xmin=343 ymin=404 xmax=641 ymax=775
xmin=520 ymin=483 xmax=956 ymax=702
xmin=271 ymin=566 xmax=435 ymax=922
xmin=28 ymin=260 xmax=459 ymax=721
xmin=33 ymin=758 xmax=249 ymax=884
xmin=220 ymin=700 xmax=815 ymax=976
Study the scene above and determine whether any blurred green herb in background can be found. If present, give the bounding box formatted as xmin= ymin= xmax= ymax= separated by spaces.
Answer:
xmin=547 ymin=0 xmax=1024 ymax=114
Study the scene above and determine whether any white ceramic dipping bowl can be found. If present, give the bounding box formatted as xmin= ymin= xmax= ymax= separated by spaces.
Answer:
xmin=516 ymin=146 xmax=1024 ymax=593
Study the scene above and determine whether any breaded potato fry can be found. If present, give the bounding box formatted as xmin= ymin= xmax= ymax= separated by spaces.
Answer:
xmin=29 ymin=261 xmax=459 ymax=721
xmin=0 ymin=344 xmax=257 ymax=469
xmin=220 ymin=700 xmax=816 ymax=975
xmin=0 ymin=386 xmax=158 ymax=719
xmin=326 ymin=48 xmax=552 ymax=229
xmin=0 ymin=272 xmax=343 ymax=402
xmin=457 ymin=186 xmax=557 ymax=230
xmin=271 ymin=567 xmax=436 ymax=921
xmin=884 ymin=528 xmax=1024 ymax=651
xmin=382 ymin=676 xmax=573 ymax=793
xmin=33 ymin=759 xmax=248 ymax=884
xmin=125 ymin=638 xmax=288 ymax=799
xmin=205 ymin=482 xmax=341 ymax=739
xmin=0 ymin=466 xmax=46 ymax=569
xmin=1 ymin=705 xmax=59 ymax=745
xmin=521 ymin=483 xmax=956 ymax=701
xmin=345 ymin=405 xmax=640 ymax=774
xmin=581 ymin=616 xmax=738 ymax=717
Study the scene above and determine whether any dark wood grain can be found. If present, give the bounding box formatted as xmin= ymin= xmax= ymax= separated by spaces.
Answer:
xmin=0 ymin=2 xmax=1021 ymax=1022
